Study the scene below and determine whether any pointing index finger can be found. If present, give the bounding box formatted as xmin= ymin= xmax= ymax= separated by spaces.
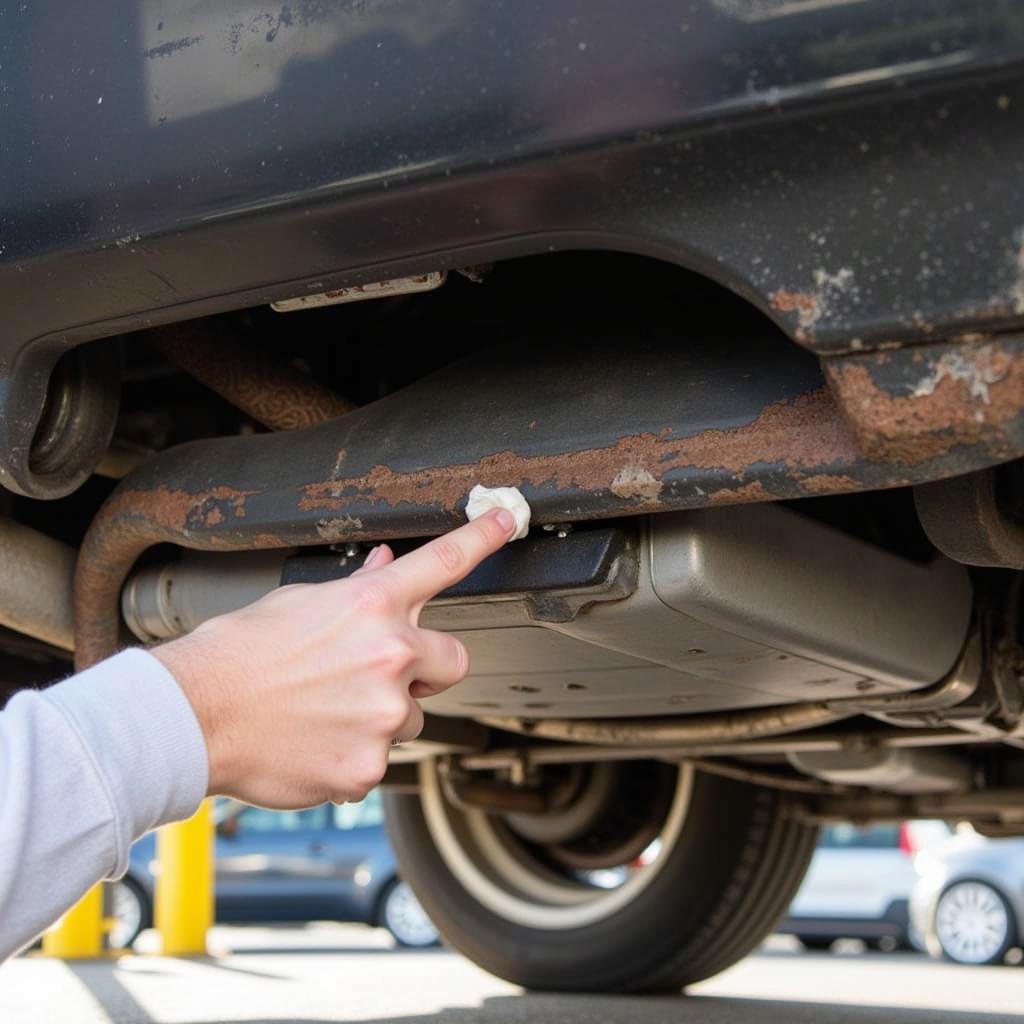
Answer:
xmin=387 ymin=508 xmax=517 ymax=607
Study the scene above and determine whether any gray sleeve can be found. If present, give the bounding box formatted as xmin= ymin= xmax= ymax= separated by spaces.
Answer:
xmin=0 ymin=648 xmax=208 ymax=959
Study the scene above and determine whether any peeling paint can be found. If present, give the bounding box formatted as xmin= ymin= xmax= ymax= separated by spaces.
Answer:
xmin=315 ymin=515 xmax=364 ymax=541
xmin=610 ymin=465 xmax=663 ymax=501
xmin=910 ymin=345 xmax=1011 ymax=404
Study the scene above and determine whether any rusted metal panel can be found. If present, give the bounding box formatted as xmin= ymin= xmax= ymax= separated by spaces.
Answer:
xmin=73 ymin=333 xmax=1024 ymax=669
xmin=825 ymin=336 xmax=1024 ymax=467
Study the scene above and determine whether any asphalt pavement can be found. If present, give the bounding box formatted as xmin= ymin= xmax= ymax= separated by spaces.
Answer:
xmin=0 ymin=926 xmax=1020 ymax=1024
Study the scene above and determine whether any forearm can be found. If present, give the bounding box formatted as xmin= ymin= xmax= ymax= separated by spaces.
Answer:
xmin=0 ymin=509 xmax=513 ymax=958
xmin=0 ymin=649 xmax=207 ymax=959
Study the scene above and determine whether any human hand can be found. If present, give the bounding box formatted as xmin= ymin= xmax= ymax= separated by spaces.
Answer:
xmin=152 ymin=508 xmax=518 ymax=808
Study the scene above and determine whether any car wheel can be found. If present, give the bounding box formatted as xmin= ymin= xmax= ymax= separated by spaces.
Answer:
xmin=108 ymin=876 xmax=151 ymax=950
xmin=934 ymin=880 xmax=1016 ymax=966
xmin=796 ymin=937 xmax=835 ymax=952
xmin=379 ymin=879 xmax=440 ymax=948
xmin=384 ymin=761 xmax=817 ymax=992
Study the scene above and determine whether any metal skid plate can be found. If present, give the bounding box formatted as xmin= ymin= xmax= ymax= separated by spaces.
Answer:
xmin=419 ymin=504 xmax=972 ymax=719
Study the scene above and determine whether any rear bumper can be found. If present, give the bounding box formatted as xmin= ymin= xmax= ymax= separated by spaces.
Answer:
xmin=778 ymin=898 xmax=910 ymax=942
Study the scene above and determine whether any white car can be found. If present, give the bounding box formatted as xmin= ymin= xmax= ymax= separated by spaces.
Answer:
xmin=911 ymin=828 xmax=1024 ymax=965
xmin=779 ymin=821 xmax=951 ymax=951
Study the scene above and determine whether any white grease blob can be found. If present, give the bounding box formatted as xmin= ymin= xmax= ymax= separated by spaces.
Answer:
xmin=465 ymin=484 xmax=531 ymax=541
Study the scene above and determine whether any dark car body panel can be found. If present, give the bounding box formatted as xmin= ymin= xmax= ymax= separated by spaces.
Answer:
xmin=127 ymin=801 xmax=396 ymax=926
xmin=4 ymin=2 xmax=1024 ymax=495
xmin=780 ymin=898 xmax=911 ymax=943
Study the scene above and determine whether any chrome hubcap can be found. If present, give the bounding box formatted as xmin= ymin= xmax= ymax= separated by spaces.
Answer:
xmin=935 ymin=881 xmax=1009 ymax=964
xmin=108 ymin=882 xmax=143 ymax=949
xmin=384 ymin=882 xmax=439 ymax=947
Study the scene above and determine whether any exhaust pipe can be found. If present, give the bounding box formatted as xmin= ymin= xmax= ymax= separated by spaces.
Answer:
xmin=0 ymin=518 xmax=75 ymax=651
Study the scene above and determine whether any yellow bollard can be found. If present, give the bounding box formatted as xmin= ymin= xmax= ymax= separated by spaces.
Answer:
xmin=155 ymin=798 xmax=214 ymax=956
xmin=42 ymin=883 xmax=104 ymax=958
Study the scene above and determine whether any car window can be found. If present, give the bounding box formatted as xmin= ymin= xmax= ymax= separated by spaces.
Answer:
xmin=908 ymin=819 xmax=953 ymax=847
xmin=818 ymin=824 xmax=901 ymax=849
xmin=333 ymin=790 xmax=384 ymax=830
xmin=237 ymin=805 xmax=330 ymax=832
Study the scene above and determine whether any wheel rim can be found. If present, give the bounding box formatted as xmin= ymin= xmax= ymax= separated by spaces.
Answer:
xmin=419 ymin=760 xmax=693 ymax=930
xmin=935 ymin=881 xmax=1009 ymax=964
xmin=384 ymin=881 xmax=439 ymax=947
xmin=108 ymin=882 xmax=143 ymax=949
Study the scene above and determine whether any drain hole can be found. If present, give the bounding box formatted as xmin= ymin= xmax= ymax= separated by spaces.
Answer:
xmin=509 ymin=684 xmax=540 ymax=693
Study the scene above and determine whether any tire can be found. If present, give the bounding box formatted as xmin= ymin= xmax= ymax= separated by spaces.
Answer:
xmin=108 ymin=876 xmax=151 ymax=950
xmin=934 ymin=879 xmax=1016 ymax=966
xmin=384 ymin=761 xmax=818 ymax=993
xmin=796 ymin=937 xmax=835 ymax=952
xmin=378 ymin=878 xmax=440 ymax=948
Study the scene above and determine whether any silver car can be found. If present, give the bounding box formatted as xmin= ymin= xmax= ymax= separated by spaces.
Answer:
xmin=910 ymin=830 xmax=1024 ymax=965
xmin=781 ymin=821 xmax=950 ymax=951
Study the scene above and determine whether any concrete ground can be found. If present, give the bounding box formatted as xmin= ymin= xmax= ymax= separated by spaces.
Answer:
xmin=1 ymin=926 xmax=1021 ymax=1024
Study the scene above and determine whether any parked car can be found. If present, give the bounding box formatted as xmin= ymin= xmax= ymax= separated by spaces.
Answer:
xmin=111 ymin=792 xmax=438 ymax=950
xmin=779 ymin=821 xmax=951 ymax=951
xmin=7 ymin=0 xmax=1024 ymax=996
xmin=911 ymin=829 xmax=1024 ymax=966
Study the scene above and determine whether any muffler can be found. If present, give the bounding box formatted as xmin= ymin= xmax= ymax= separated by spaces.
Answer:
xmin=120 ymin=504 xmax=972 ymax=718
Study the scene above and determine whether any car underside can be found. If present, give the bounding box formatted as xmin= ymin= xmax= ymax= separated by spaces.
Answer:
xmin=4 ymin=0 xmax=1024 ymax=993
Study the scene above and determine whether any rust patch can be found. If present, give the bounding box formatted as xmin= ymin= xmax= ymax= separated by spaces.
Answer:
xmin=797 ymin=473 xmax=860 ymax=494
xmin=707 ymin=481 xmax=777 ymax=505
xmin=73 ymin=484 xmax=259 ymax=669
xmin=770 ymin=290 xmax=819 ymax=320
xmin=91 ymin=484 xmax=253 ymax=536
xmin=826 ymin=341 xmax=1024 ymax=465
xmin=252 ymin=532 xmax=287 ymax=548
xmin=610 ymin=465 xmax=663 ymax=501
xmin=299 ymin=387 xmax=860 ymax=514
xmin=771 ymin=269 xmax=857 ymax=344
